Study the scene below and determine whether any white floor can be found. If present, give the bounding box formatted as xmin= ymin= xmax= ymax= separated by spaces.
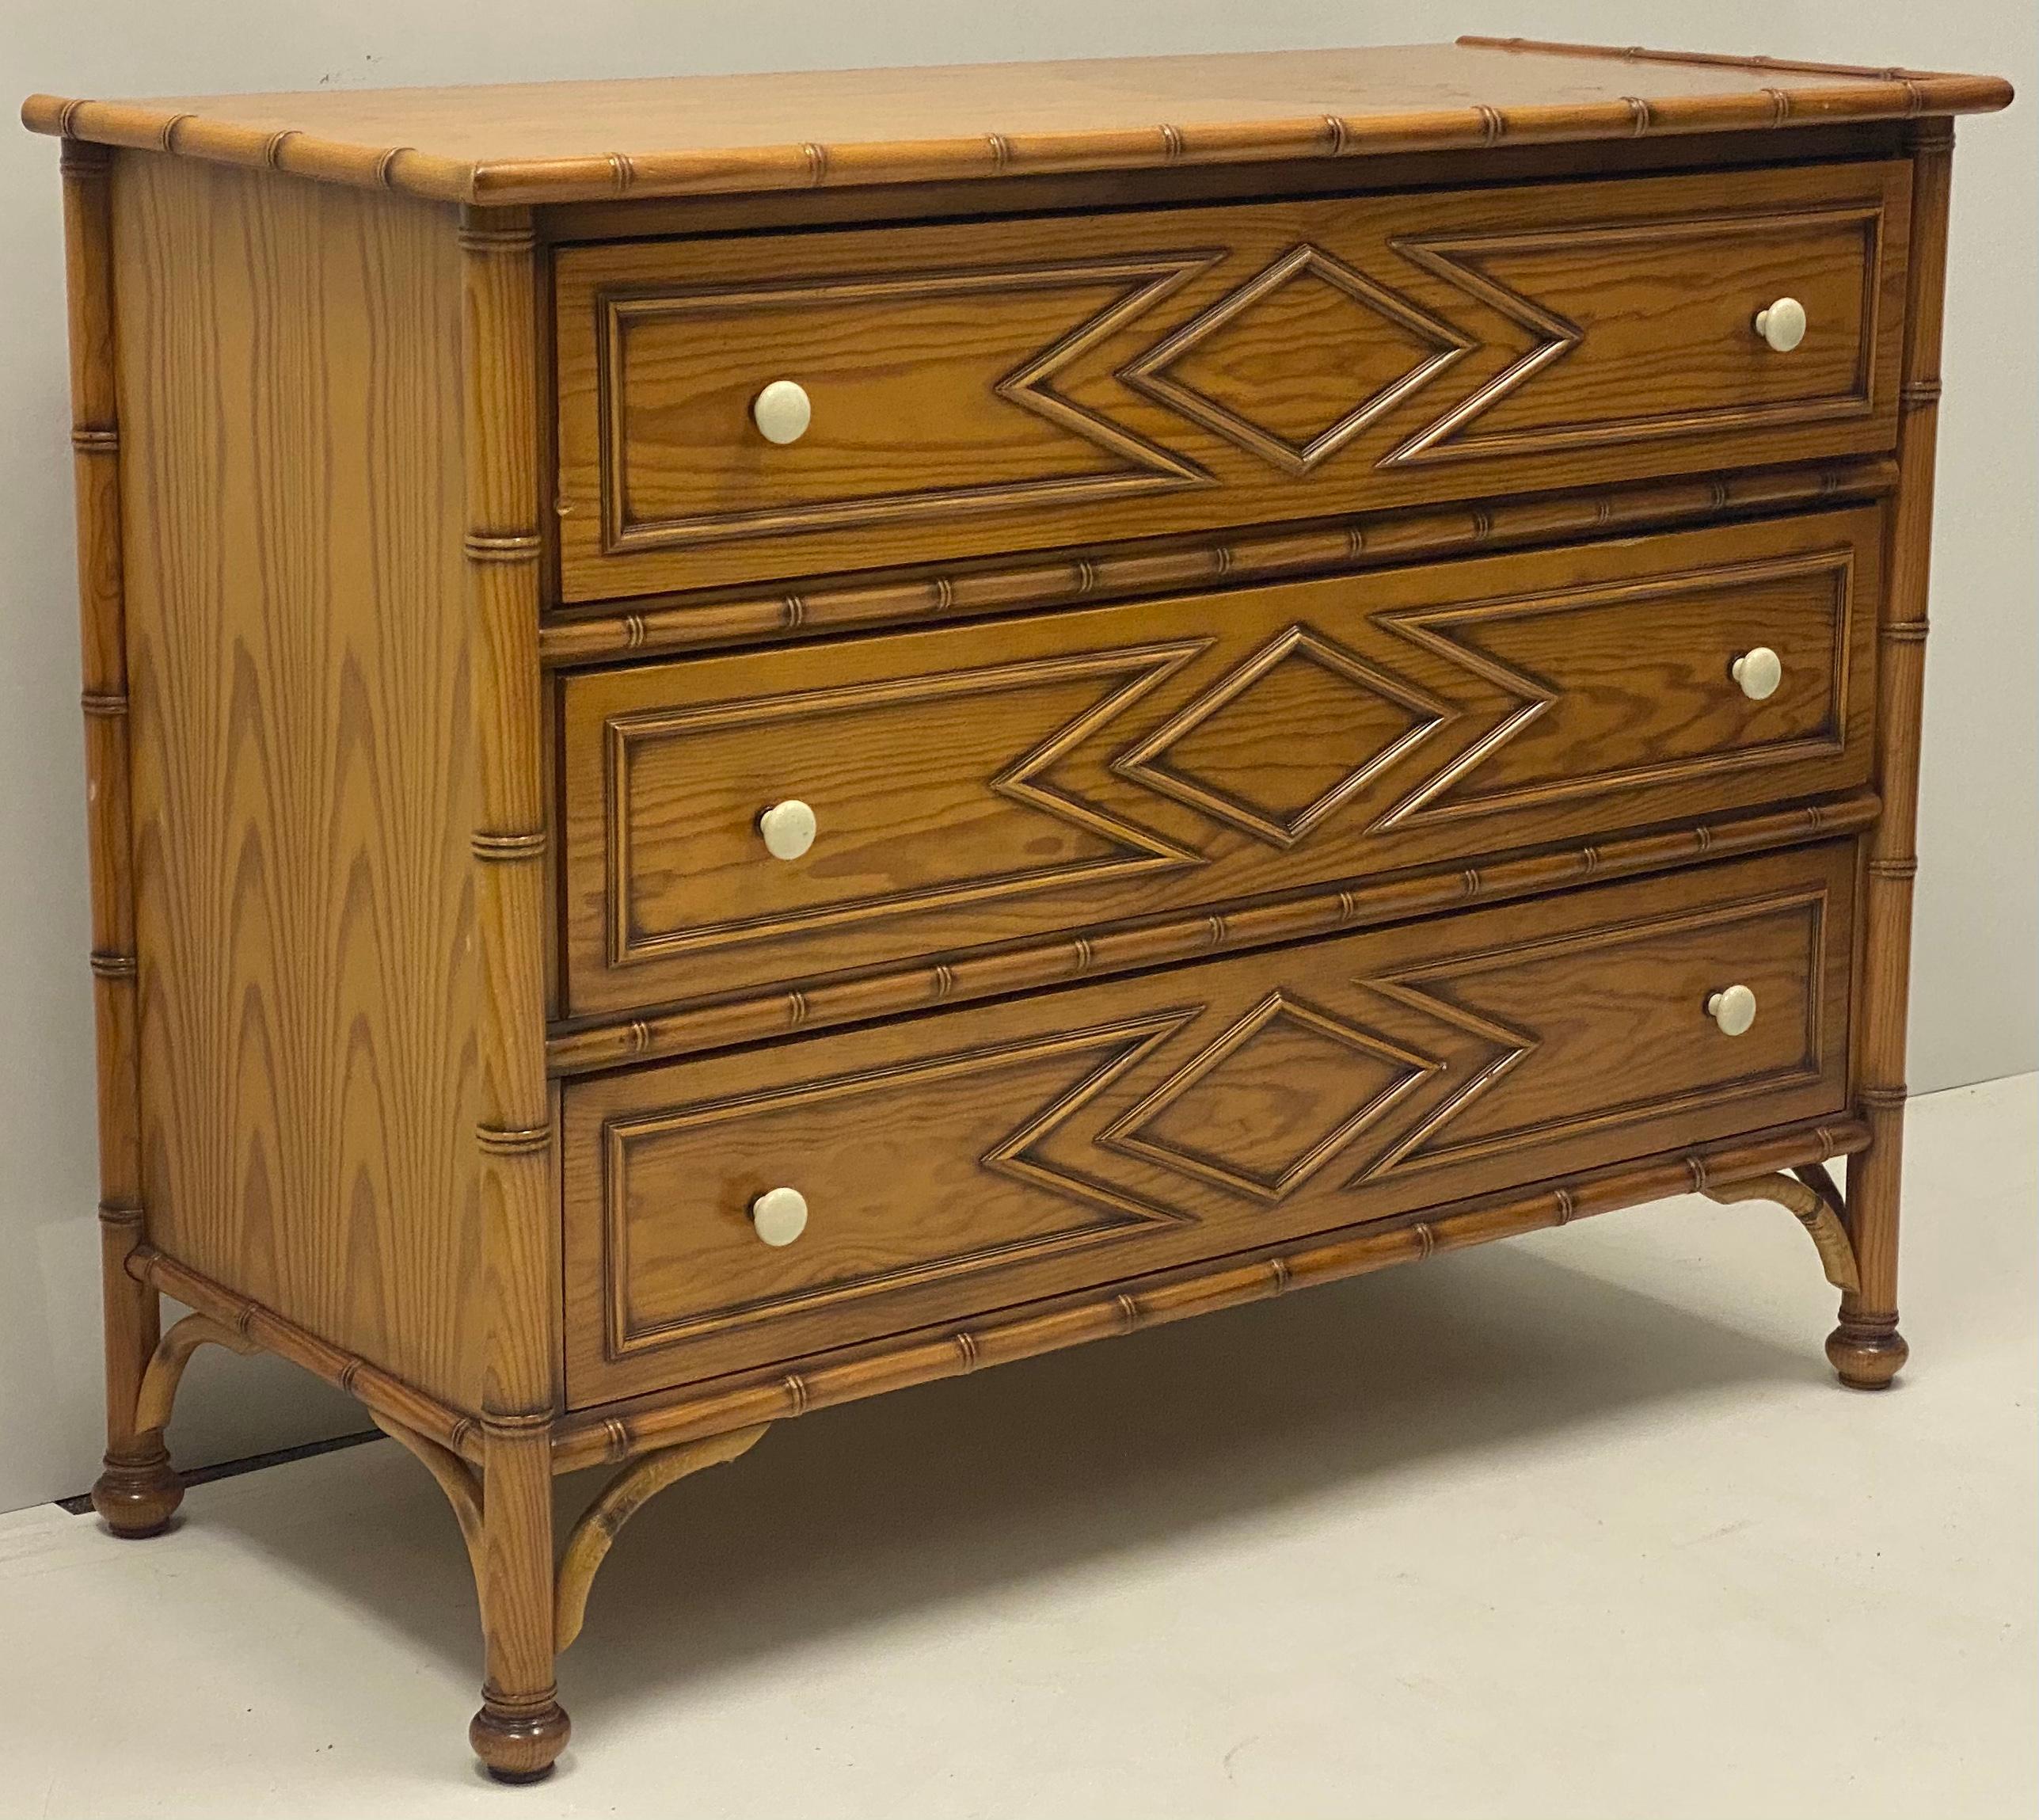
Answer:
xmin=2 ymin=1076 xmax=2033 ymax=1819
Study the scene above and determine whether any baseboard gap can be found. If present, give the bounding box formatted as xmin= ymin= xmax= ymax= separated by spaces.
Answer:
xmin=55 ymin=1427 xmax=383 ymax=1513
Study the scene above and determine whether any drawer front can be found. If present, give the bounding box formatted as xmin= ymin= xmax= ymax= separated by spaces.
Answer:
xmin=562 ymin=842 xmax=1855 ymax=1403
xmin=553 ymin=160 xmax=1907 ymax=601
xmin=559 ymin=508 xmax=1877 ymax=1019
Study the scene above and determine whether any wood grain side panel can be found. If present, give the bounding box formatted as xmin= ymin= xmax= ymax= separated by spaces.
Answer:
xmin=558 ymin=508 xmax=1879 ymax=1020
xmin=563 ymin=842 xmax=1855 ymax=1403
xmin=114 ymin=154 xmax=487 ymax=1410
xmin=554 ymin=161 xmax=1908 ymax=599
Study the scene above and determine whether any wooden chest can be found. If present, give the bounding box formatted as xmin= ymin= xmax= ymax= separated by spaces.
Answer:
xmin=25 ymin=36 xmax=2011 ymax=1781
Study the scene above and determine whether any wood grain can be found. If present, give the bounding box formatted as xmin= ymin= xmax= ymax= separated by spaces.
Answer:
xmin=553 ymin=161 xmax=1907 ymax=598
xmin=557 ymin=509 xmax=1878 ymax=1023
xmin=22 ymin=40 xmax=2012 ymax=207
xmin=562 ymin=841 xmax=1856 ymax=1403
xmin=112 ymin=152 xmax=488 ymax=1412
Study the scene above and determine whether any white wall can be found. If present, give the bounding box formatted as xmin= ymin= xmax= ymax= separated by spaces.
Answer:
xmin=2 ymin=2 xmax=2031 ymax=1513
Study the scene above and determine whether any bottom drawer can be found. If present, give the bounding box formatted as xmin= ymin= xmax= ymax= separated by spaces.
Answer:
xmin=563 ymin=842 xmax=1855 ymax=1405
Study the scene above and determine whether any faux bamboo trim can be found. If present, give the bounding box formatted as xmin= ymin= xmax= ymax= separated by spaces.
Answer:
xmin=538 ymin=459 xmax=1899 ymax=667
xmin=372 ymin=1413 xmax=487 ymax=1587
xmin=1829 ymin=116 xmax=1953 ymax=1388
xmin=546 ymin=792 xmax=1881 ymax=1074
xmin=131 ymin=1311 xmax=258 ymax=1435
xmin=553 ymin=1424 xmax=769 ymax=1650
xmin=60 ymin=118 xmax=169 ymax=1512
xmin=129 ymin=1246 xmax=484 ymax=1464
xmin=476 ymin=1121 xmax=553 ymax=1156
xmin=64 ymin=135 xmax=139 ymax=1228
xmin=550 ymin=1116 xmax=1871 ymax=1471
xmin=472 ymin=829 xmax=547 ymax=862
xmin=1460 ymin=36 xmax=1989 ymax=89
xmin=24 ymin=51 xmax=2011 ymax=207
xmin=1699 ymin=1172 xmax=1860 ymax=1293
xmin=460 ymin=204 xmax=561 ymax=1424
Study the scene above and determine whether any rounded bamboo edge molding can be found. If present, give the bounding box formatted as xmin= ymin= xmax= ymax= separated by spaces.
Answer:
xmin=537 ymin=458 xmax=1902 ymax=670
xmin=21 ymin=62 xmax=2014 ymax=206
xmin=550 ymin=1115 xmax=1874 ymax=1471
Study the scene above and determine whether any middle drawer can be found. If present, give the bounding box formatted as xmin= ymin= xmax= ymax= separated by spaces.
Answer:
xmin=558 ymin=507 xmax=1877 ymax=1019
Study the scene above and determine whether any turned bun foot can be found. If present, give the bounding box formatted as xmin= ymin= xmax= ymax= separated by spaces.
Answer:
xmin=90 ymin=1445 xmax=184 ymax=1537
xmin=1827 ymin=1317 xmax=1908 ymax=1391
xmin=470 ymin=1689 xmax=570 ymax=1784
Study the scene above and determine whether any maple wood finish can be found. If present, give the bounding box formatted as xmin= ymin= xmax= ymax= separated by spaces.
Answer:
xmin=561 ymin=509 xmax=1880 ymax=1023
xmin=28 ymin=40 xmax=2007 ymax=1784
xmin=565 ymin=843 xmax=1857 ymax=1399
xmin=553 ymin=161 xmax=1906 ymax=598
xmin=23 ymin=41 xmax=2009 ymax=204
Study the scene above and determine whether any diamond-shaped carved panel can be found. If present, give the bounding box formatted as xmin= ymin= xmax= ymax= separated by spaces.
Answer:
xmin=1122 ymin=245 xmax=1475 ymax=474
xmin=1101 ymin=993 xmax=1442 ymax=1203
xmin=1114 ymin=625 xmax=1453 ymax=847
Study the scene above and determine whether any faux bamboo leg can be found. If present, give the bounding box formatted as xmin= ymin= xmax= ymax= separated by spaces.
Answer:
xmin=470 ymin=1419 xmax=569 ymax=1783
xmin=1830 ymin=119 xmax=1954 ymax=1392
xmin=57 ymin=138 xmax=177 ymax=1535
xmin=458 ymin=201 xmax=567 ymax=1781
xmin=91 ymin=1212 xmax=180 ymax=1536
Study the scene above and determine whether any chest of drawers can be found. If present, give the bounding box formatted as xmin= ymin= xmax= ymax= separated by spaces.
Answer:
xmin=26 ymin=37 xmax=2011 ymax=1781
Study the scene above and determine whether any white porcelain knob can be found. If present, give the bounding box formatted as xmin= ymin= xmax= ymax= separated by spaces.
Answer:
xmin=751 ymin=379 xmax=812 ymax=445
xmin=1707 ymin=984 xmax=1758 ymax=1038
xmin=1731 ymin=646 xmax=1783 ymax=701
xmin=750 ymin=1186 xmax=808 ymax=1247
xmin=757 ymin=799 xmax=816 ymax=860
xmin=1753 ymin=297 xmax=1807 ymax=352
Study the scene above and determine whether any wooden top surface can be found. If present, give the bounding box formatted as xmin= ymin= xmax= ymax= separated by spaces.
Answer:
xmin=25 ymin=37 xmax=2013 ymax=208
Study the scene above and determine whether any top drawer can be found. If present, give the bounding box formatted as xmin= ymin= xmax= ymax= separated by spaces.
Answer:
xmin=553 ymin=159 xmax=1908 ymax=602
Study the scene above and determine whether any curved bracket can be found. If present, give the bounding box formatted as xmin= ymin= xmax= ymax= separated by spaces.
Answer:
xmin=371 ymin=1414 xmax=487 ymax=1590
xmin=133 ymin=1311 xmax=260 ymax=1437
xmin=1703 ymin=1171 xmax=1860 ymax=1293
xmin=555 ymin=1424 xmax=770 ymax=1651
